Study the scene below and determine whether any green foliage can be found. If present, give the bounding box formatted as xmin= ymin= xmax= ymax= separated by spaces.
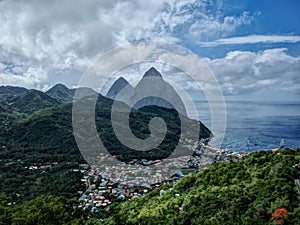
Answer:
xmin=45 ymin=84 xmax=75 ymax=103
xmin=6 ymin=85 xmax=299 ymax=224
xmin=99 ymin=149 xmax=300 ymax=225
xmin=1 ymin=150 xmax=299 ymax=225
xmin=95 ymin=99 xmax=211 ymax=162
xmin=9 ymin=89 xmax=59 ymax=114
xmin=0 ymin=86 xmax=27 ymax=104
xmin=0 ymin=85 xmax=211 ymax=204
xmin=0 ymin=195 xmax=87 ymax=225
xmin=0 ymin=161 xmax=85 ymax=203
xmin=0 ymin=103 xmax=85 ymax=203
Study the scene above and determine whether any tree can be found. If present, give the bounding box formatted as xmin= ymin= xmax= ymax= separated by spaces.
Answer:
xmin=11 ymin=195 xmax=78 ymax=225
xmin=270 ymin=208 xmax=288 ymax=225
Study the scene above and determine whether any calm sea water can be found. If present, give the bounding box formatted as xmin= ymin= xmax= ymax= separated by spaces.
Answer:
xmin=194 ymin=101 xmax=300 ymax=153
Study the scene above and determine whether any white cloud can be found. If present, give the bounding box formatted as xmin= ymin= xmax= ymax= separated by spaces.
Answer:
xmin=0 ymin=0 xmax=204 ymax=88
xmin=198 ymin=35 xmax=300 ymax=47
xmin=0 ymin=62 xmax=5 ymax=73
xmin=0 ymin=0 xmax=298 ymax=99
xmin=206 ymin=48 xmax=300 ymax=95
xmin=0 ymin=0 xmax=195 ymax=67
xmin=189 ymin=11 xmax=253 ymax=41
xmin=0 ymin=66 xmax=49 ymax=90
xmin=0 ymin=0 xmax=252 ymax=67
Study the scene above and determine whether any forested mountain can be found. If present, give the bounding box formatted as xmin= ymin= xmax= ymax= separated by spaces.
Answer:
xmin=3 ymin=83 xmax=297 ymax=225
xmin=0 ymin=86 xmax=27 ymax=103
xmin=9 ymin=89 xmax=60 ymax=114
xmin=0 ymin=84 xmax=211 ymax=203
xmin=46 ymin=83 xmax=75 ymax=103
xmin=133 ymin=67 xmax=187 ymax=116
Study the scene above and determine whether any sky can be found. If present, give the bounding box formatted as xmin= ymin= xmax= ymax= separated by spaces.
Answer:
xmin=0 ymin=0 xmax=299 ymax=101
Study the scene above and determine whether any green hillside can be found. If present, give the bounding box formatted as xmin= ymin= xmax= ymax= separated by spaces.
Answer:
xmin=0 ymin=86 xmax=27 ymax=103
xmin=1 ymin=94 xmax=210 ymax=162
xmin=0 ymin=85 xmax=211 ymax=203
xmin=100 ymin=149 xmax=300 ymax=225
xmin=9 ymin=89 xmax=59 ymax=114
xmin=0 ymin=103 xmax=25 ymax=131
xmin=1 ymin=149 xmax=299 ymax=225
xmin=46 ymin=84 xmax=75 ymax=103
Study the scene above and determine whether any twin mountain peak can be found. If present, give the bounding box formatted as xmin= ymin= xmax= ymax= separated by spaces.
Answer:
xmin=106 ymin=67 xmax=162 ymax=98
xmin=106 ymin=67 xmax=187 ymax=115
xmin=0 ymin=67 xmax=186 ymax=115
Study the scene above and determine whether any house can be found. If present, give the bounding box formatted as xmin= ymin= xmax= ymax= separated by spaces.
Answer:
xmin=40 ymin=165 xmax=52 ymax=170
xmin=79 ymin=164 xmax=90 ymax=170
xmin=171 ymin=170 xmax=183 ymax=180
xmin=160 ymin=189 xmax=166 ymax=196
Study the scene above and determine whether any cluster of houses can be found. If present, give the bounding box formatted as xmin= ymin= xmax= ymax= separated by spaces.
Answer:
xmin=194 ymin=143 xmax=247 ymax=163
xmin=78 ymin=173 xmax=149 ymax=211
xmin=77 ymin=163 xmax=183 ymax=211
xmin=86 ymin=153 xmax=196 ymax=187
xmin=77 ymin=144 xmax=247 ymax=211
xmin=186 ymin=144 xmax=247 ymax=166
xmin=214 ymin=149 xmax=247 ymax=162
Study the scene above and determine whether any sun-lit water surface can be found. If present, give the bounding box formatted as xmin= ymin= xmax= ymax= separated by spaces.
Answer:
xmin=193 ymin=100 xmax=300 ymax=152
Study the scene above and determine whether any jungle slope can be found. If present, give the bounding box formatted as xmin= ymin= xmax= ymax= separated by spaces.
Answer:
xmin=101 ymin=149 xmax=300 ymax=225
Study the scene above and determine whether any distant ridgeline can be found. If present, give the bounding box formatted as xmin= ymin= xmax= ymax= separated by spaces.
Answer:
xmin=0 ymin=68 xmax=211 ymax=162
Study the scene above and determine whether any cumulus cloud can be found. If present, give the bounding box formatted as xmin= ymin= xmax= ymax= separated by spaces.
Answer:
xmin=0 ymin=66 xmax=49 ymax=90
xmin=0 ymin=0 xmax=298 ymax=99
xmin=0 ymin=0 xmax=204 ymax=88
xmin=189 ymin=11 xmax=253 ymax=41
xmin=0 ymin=62 xmax=5 ymax=73
xmin=0 ymin=0 xmax=251 ymax=64
xmin=0 ymin=0 xmax=196 ymax=68
xmin=206 ymin=48 xmax=300 ymax=95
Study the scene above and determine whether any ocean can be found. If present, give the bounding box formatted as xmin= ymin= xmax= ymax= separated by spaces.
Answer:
xmin=195 ymin=100 xmax=300 ymax=153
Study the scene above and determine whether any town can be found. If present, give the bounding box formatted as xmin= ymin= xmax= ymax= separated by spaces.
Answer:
xmin=77 ymin=144 xmax=247 ymax=211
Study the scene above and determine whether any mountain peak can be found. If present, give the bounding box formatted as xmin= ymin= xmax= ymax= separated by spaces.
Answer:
xmin=134 ymin=67 xmax=187 ymax=115
xmin=54 ymin=83 xmax=68 ymax=88
xmin=115 ymin=76 xmax=128 ymax=84
xmin=46 ymin=83 xmax=74 ymax=103
xmin=106 ymin=77 xmax=133 ymax=99
xmin=46 ymin=83 xmax=69 ymax=92
xmin=11 ymin=89 xmax=59 ymax=114
xmin=108 ymin=77 xmax=130 ymax=89
xmin=143 ymin=67 xmax=162 ymax=78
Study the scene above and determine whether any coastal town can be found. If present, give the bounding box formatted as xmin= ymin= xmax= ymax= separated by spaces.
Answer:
xmin=15 ymin=139 xmax=289 ymax=212
xmin=77 ymin=144 xmax=248 ymax=211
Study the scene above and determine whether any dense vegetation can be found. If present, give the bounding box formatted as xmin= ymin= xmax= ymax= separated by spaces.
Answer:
xmin=0 ymin=84 xmax=210 ymax=203
xmin=96 ymin=102 xmax=210 ymax=162
xmin=101 ymin=149 xmax=300 ymax=225
xmin=0 ymin=149 xmax=299 ymax=224
xmin=0 ymin=103 xmax=86 ymax=203
xmin=10 ymin=89 xmax=59 ymax=114
xmin=46 ymin=84 xmax=76 ymax=103
xmin=3 ymin=84 xmax=298 ymax=224
xmin=0 ymin=194 xmax=88 ymax=225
